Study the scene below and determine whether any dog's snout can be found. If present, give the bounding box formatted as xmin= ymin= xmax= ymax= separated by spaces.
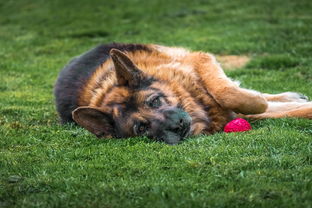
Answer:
xmin=162 ymin=108 xmax=191 ymax=137
xmin=171 ymin=118 xmax=189 ymax=133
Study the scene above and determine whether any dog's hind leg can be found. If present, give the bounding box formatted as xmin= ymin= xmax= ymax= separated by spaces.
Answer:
xmin=241 ymin=102 xmax=312 ymax=120
xmin=185 ymin=52 xmax=268 ymax=115
xmin=263 ymin=92 xmax=309 ymax=103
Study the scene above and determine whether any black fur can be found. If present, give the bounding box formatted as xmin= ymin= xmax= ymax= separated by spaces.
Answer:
xmin=54 ymin=43 xmax=151 ymax=123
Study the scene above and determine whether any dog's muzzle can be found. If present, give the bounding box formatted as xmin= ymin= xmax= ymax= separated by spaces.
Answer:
xmin=157 ymin=108 xmax=191 ymax=145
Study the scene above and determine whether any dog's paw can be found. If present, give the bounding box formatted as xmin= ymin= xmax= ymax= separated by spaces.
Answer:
xmin=283 ymin=92 xmax=309 ymax=102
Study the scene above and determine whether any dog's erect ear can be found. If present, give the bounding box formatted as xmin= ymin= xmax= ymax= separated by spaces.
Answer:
xmin=72 ymin=106 xmax=115 ymax=138
xmin=110 ymin=48 xmax=144 ymax=87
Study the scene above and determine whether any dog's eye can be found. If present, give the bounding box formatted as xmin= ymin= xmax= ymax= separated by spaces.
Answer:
xmin=149 ymin=96 xmax=162 ymax=108
xmin=134 ymin=123 xmax=148 ymax=135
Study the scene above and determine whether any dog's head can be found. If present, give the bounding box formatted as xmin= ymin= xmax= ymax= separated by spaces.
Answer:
xmin=72 ymin=49 xmax=191 ymax=144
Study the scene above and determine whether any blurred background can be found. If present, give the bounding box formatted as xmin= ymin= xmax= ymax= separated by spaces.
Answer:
xmin=1 ymin=0 xmax=312 ymax=53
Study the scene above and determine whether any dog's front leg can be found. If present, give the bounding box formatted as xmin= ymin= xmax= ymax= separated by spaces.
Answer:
xmin=184 ymin=52 xmax=268 ymax=114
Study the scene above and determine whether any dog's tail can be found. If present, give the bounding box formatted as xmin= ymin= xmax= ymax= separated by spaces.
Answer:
xmin=216 ymin=55 xmax=250 ymax=70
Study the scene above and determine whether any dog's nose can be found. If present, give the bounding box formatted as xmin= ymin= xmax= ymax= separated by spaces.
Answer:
xmin=171 ymin=118 xmax=190 ymax=134
xmin=163 ymin=108 xmax=191 ymax=137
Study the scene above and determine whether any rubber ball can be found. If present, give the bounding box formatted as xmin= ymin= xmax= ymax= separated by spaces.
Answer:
xmin=224 ymin=118 xmax=252 ymax=133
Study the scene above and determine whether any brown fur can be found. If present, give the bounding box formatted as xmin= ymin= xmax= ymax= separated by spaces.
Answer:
xmin=55 ymin=43 xmax=312 ymax=143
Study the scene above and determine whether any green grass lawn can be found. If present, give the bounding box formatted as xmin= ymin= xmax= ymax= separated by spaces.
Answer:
xmin=1 ymin=0 xmax=312 ymax=207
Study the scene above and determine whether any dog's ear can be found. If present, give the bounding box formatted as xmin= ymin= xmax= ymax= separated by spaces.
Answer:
xmin=110 ymin=48 xmax=144 ymax=88
xmin=72 ymin=106 xmax=115 ymax=138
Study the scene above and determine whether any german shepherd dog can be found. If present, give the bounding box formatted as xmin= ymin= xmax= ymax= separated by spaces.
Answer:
xmin=54 ymin=43 xmax=312 ymax=144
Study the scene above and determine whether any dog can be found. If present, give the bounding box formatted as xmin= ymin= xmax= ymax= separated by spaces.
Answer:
xmin=54 ymin=43 xmax=312 ymax=144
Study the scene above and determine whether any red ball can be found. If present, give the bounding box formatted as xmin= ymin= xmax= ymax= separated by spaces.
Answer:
xmin=224 ymin=118 xmax=252 ymax=133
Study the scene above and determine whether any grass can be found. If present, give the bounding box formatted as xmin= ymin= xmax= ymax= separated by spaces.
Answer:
xmin=0 ymin=0 xmax=312 ymax=207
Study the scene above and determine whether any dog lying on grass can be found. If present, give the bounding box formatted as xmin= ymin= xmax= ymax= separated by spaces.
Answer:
xmin=54 ymin=43 xmax=312 ymax=144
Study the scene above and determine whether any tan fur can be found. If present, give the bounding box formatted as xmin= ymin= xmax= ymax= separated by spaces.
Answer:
xmin=241 ymin=104 xmax=312 ymax=120
xmin=263 ymin=92 xmax=308 ymax=103
xmin=216 ymin=55 xmax=250 ymax=70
